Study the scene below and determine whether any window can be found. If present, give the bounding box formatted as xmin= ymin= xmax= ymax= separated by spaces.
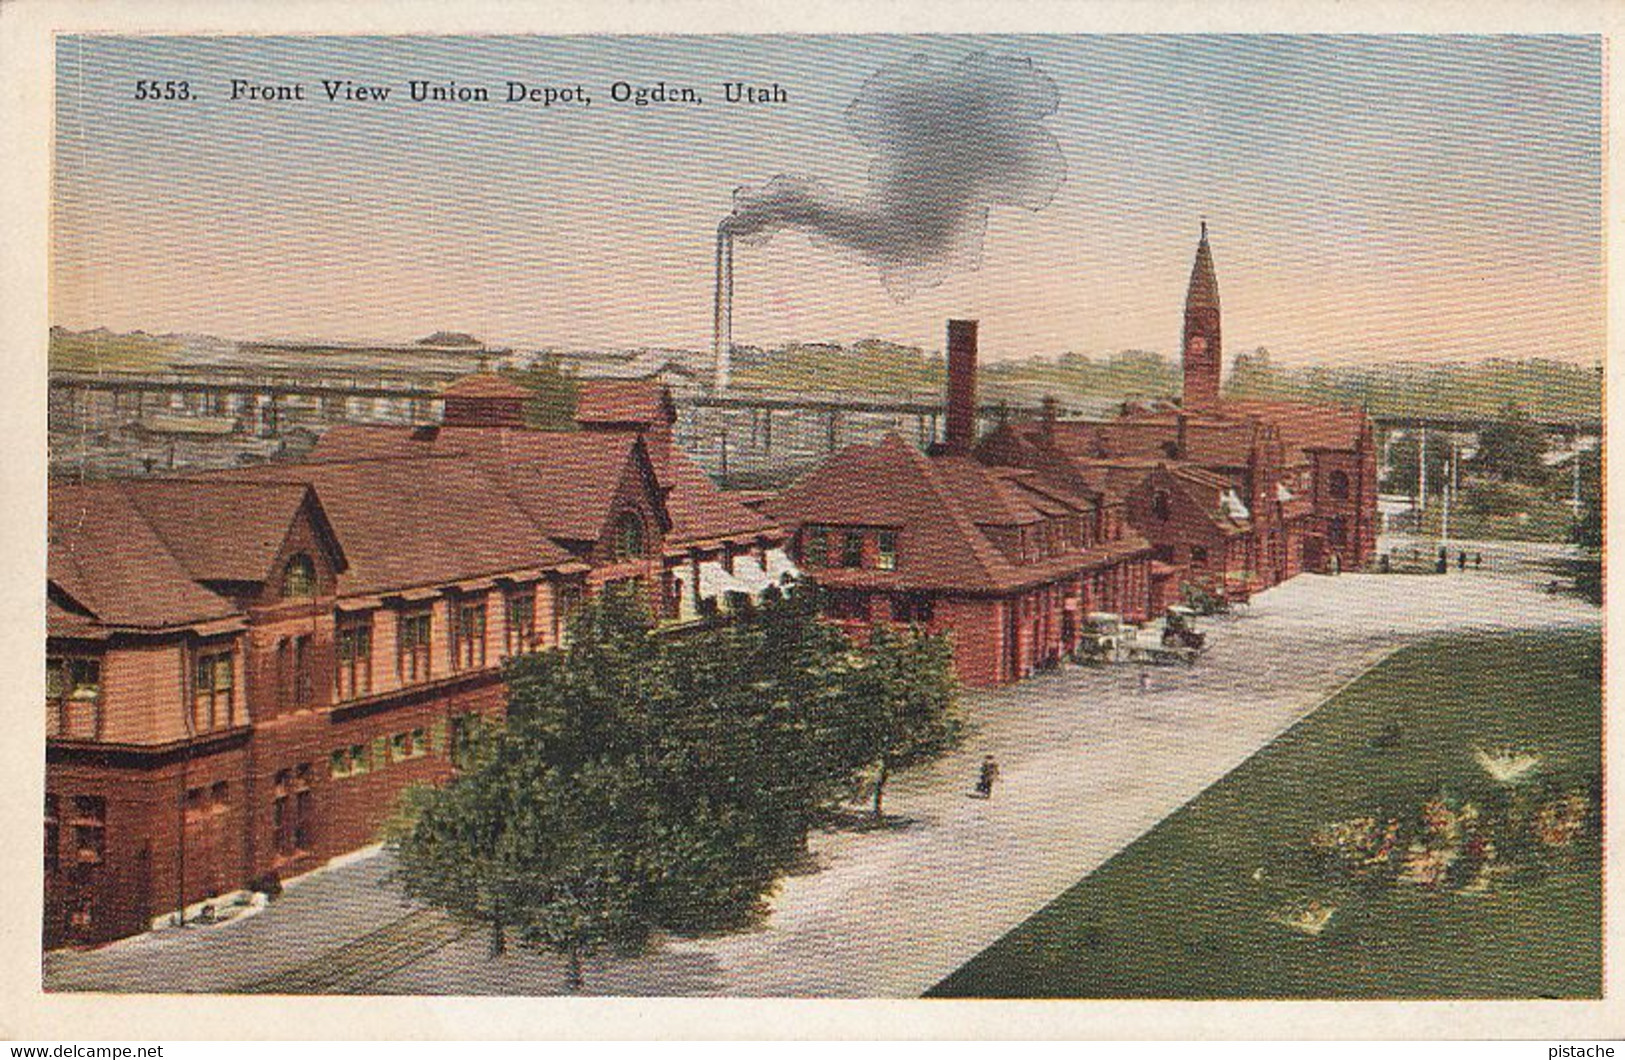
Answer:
xmin=840 ymin=531 xmax=864 ymax=569
xmin=71 ymin=795 xmax=105 ymax=865
xmin=44 ymin=794 xmax=59 ymax=874
xmin=1191 ymin=546 xmax=1210 ymax=568
xmin=192 ymin=649 xmax=235 ymax=731
xmin=803 ymin=527 xmax=829 ymax=568
xmin=877 ymin=530 xmax=899 ymax=571
xmin=504 ymin=588 xmax=537 ymax=656
xmin=613 ymin=513 xmax=646 ymax=561
xmin=452 ymin=598 xmax=487 ymax=671
xmin=330 ymin=748 xmax=352 ymax=779
xmin=47 ymin=657 xmax=102 ymax=739
xmin=348 ymin=743 xmax=371 ymax=776
xmin=292 ymin=635 xmax=312 ymax=706
xmin=555 ymin=583 xmax=584 ymax=644
xmin=336 ymin=619 xmax=373 ymax=701
xmin=211 ymin=781 xmax=229 ymax=812
xmin=1153 ymin=490 xmax=1171 ymax=522
xmin=450 ymin=713 xmax=481 ymax=766
xmin=185 ymin=786 xmax=207 ymax=823
xmin=272 ymin=766 xmax=313 ymax=859
xmin=893 ymin=593 xmax=934 ymax=624
xmin=391 ymin=729 xmax=428 ymax=763
xmin=1328 ymin=516 xmax=1348 ymax=548
xmin=1328 ymin=470 xmax=1350 ymax=501
xmin=282 ymin=554 xmax=316 ymax=598
xmin=397 ymin=611 xmax=433 ymax=683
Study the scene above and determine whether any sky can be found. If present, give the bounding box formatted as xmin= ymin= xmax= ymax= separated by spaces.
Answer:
xmin=52 ymin=35 xmax=1603 ymax=367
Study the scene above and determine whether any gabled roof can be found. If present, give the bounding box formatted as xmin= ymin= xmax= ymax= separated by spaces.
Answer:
xmin=117 ymin=479 xmax=344 ymax=584
xmin=309 ymin=425 xmax=659 ymax=545
xmin=576 ymin=379 xmax=676 ymax=427
xmin=1218 ymin=399 xmax=1366 ymax=457
xmin=49 ymin=482 xmax=244 ymax=630
xmin=765 ymin=434 xmax=1146 ymax=594
xmin=212 ymin=454 xmax=580 ymax=596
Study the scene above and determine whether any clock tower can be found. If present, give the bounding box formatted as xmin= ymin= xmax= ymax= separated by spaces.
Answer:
xmin=1182 ymin=222 xmax=1222 ymax=408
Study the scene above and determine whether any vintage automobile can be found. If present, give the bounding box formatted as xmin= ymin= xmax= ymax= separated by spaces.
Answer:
xmin=1077 ymin=611 xmax=1132 ymax=664
xmin=1127 ymin=606 xmax=1206 ymax=666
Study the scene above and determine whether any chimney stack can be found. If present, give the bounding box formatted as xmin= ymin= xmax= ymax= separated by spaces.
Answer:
xmin=945 ymin=319 xmax=979 ymax=456
xmin=1041 ymin=394 xmax=1059 ymax=441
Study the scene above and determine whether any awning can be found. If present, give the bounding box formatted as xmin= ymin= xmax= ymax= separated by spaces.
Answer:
xmin=729 ymin=556 xmax=777 ymax=594
xmin=697 ymin=560 xmax=757 ymax=600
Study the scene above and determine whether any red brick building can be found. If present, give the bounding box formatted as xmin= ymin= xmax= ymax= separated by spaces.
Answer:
xmin=978 ymin=225 xmax=1379 ymax=598
xmin=44 ymin=375 xmax=786 ymax=948
xmin=764 ymin=322 xmax=1155 ymax=688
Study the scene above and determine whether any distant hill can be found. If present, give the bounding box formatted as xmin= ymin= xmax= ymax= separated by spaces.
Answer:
xmin=50 ymin=327 xmax=189 ymax=373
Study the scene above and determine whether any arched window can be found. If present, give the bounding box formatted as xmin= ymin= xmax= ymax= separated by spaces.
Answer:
xmin=1152 ymin=490 xmax=1171 ymax=522
xmin=282 ymin=554 xmax=315 ymax=598
xmin=613 ymin=513 xmax=645 ymax=561
xmin=1328 ymin=470 xmax=1350 ymax=501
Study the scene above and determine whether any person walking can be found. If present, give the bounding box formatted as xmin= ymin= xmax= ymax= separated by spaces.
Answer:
xmin=1458 ymin=550 xmax=1467 ymax=571
xmin=975 ymin=755 xmax=1000 ymax=799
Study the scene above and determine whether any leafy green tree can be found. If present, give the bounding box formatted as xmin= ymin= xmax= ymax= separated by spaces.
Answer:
xmin=1381 ymin=430 xmax=1452 ymax=497
xmin=503 ymin=355 xmax=579 ymax=430
xmin=853 ymin=625 xmax=963 ymax=818
xmin=1467 ymin=403 xmax=1551 ymax=486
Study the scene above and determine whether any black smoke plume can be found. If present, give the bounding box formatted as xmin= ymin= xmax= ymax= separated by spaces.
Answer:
xmin=721 ymin=51 xmax=1065 ymax=299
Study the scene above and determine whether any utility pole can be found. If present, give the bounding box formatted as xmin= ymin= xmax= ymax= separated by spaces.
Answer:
xmin=1439 ymin=439 xmax=1454 ymax=549
xmin=1416 ymin=430 xmax=1428 ymax=514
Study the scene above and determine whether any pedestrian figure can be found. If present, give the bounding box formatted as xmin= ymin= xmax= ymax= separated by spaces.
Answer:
xmin=1138 ymin=669 xmax=1151 ymax=695
xmin=975 ymin=755 xmax=1000 ymax=799
xmin=1457 ymin=550 xmax=1467 ymax=571
xmin=1436 ymin=547 xmax=1449 ymax=574
xmin=1474 ymin=553 xmax=1483 ymax=570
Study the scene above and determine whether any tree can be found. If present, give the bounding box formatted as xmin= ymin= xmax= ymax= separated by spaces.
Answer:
xmin=1380 ymin=430 xmax=1452 ymax=497
xmin=504 ymin=355 xmax=579 ymax=430
xmin=854 ymin=625 xmax=963 ymax=818
xmin=1468 ymin=402 xmax=1550 ymax=486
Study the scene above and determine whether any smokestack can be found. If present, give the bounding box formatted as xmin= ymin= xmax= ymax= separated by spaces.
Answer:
xmin=713 ymin=226 xmax=734 ymax=391
xmin=1041 ymin=394 xmax=1059 ymax=441
xmin=945 ymin=319 xmax=979 ymax=456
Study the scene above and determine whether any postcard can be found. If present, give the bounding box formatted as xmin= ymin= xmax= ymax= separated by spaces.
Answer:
xmin=2 ymin=0 xmax=1618 ymax=1041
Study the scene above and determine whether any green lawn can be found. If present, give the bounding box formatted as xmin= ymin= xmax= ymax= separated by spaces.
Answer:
xmin=929 ymin=630 xmax=1602 ymax=999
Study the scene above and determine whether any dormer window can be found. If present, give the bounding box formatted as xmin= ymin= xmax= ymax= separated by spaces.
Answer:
xmin=282 ymin=554 xmax=316 ymax=598
xmin=877 ymin=530 xmax=898 ymax=571
xmin=613 ymin=513 xmax=646 ymax=561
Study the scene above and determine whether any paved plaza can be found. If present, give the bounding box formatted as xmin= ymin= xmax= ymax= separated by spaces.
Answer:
xmin=45 ymin=537 xmax=1600 ymax=997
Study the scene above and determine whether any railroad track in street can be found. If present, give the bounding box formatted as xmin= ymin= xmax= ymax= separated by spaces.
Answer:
xmin=240 ymin=907 xmax=468 ymax=994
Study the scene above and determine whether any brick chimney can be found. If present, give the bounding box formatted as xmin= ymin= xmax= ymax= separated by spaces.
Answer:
xmin=945 ymin=319 xmax=979 ymax=456
xmin=1041 ymin=394 xmax=1059 ymax=442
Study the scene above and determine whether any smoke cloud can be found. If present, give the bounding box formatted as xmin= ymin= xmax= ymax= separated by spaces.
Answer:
xmin=721 ymin=51 xmax=1066 ymax=299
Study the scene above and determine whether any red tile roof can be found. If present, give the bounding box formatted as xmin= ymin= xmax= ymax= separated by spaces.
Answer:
xmin=575 ymin=379 xmax=676 ymax=426
xmin=310 ymin=425 xmax=666 ymax=544
xmin=49 ymin=483 xmax=247 ymax=630
xmin=764 ymin=434 xmax=1148 ymax=594
xmin=221 ymin=455 xmax=580 ymax=597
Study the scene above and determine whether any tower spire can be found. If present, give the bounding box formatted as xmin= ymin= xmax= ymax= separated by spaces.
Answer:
xmin=1182 ymin=222 xmax=1222 ymax=408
